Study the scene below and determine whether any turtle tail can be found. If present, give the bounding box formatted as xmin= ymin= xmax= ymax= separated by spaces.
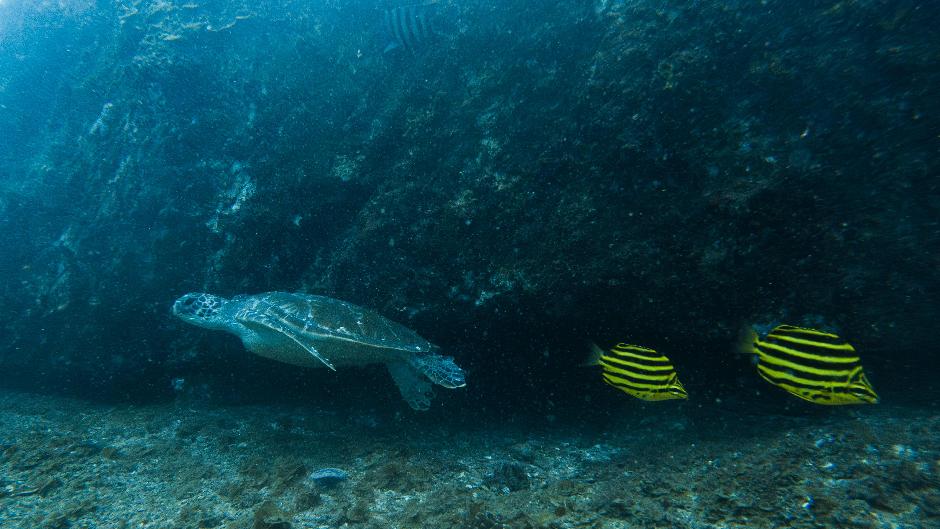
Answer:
xmin=410 ymin=354 xmax=466 ymax=388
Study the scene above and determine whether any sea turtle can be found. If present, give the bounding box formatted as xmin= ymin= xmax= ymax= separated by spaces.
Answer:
xmin=171 ymin=292 xmax=466 ymax=410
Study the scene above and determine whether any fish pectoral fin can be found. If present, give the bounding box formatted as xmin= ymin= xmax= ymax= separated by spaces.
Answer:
xmin=236 ymin=312 xmax=336 ymax=371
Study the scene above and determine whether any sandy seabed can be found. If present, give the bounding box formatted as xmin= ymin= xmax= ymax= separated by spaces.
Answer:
xmin=0 ymin=389 xmax=937 ymax=529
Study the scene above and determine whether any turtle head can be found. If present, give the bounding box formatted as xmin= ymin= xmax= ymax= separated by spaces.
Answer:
xmin=172 ymin=293 xmax=230 ymax=330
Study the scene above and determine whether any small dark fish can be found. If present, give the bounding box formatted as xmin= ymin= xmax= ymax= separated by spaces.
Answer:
xmin=384 ymin=1 xmax=440 ymax=53
xmin=740 ymin=325 xmax=879 ymax=405
xmin=586 ymin=343 xmax=688 ymax=401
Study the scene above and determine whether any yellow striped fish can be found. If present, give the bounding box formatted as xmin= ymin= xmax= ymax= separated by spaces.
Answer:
xmin=740 ymin=325 xmax=879 ymax=405
xmin=586 ymin=343 xmax=688 ymax=401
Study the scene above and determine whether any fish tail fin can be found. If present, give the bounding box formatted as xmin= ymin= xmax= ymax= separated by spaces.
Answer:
xmin=583 ymin=342 xmax=605 ymax=366
xmin=736 ymin=326 xmax=759 ymax=355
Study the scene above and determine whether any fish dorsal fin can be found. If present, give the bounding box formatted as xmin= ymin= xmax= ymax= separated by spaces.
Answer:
xmin=236 ymin=309 xmax=336 ymax=371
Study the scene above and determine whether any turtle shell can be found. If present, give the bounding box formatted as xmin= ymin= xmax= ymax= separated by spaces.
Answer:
xmin=233 ymin=292 xmax=434 ymax=354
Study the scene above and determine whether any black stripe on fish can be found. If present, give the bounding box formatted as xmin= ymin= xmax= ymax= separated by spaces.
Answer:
xmin=754 ymin=340 xmax=859 ymax=366
xmin=405 ymin=6 xmax=419 ymax=49
xmin=748 ymin=325 xmax=879 ymax=405
xmin=603 ymin=372 xmax=676 ymax=392
xmin=593 ymin=343 xmax=687 ymax=401
xmin=395 ymin=7 xmax=411 ymax=49
xmin=602 ymin=345 xmax=676 ymax=374
xmin=769 ymin=325 xmax=845 ymax=345
xmin=383 ymin=10 xmax=392 ymax=44
xmin=384 ymin=2 xmax=437 ymax=53
xmin=755 ymin=360 xmax=857 ymax=385
xmin=411 ymin=6 xmax=428 ymax=43
xmin=602 ymin=359 xmax=673 ymax=375
xmin=763 ymin=328 xmax=858 ymax=358
xmin=416 ymin=9 xmax=429 ymax=39
xmin=756 ymin=366 xmax=876 ymax=403
xmin=607 ymin=344 xmax=672 ymax=363
xmin=602 ymin=372 xmax=688 ymax=401
xmin=754 ymin=344 xmax=861 ymax=375
xmin=599 ymin=360 xmax=675 ymax=382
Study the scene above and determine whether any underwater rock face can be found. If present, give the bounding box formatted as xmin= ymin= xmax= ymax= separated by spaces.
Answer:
xmin=0 ymin=0 xmax=936 ymax=411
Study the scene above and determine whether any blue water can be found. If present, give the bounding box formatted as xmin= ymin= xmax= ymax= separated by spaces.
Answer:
xmin=0 ymin=1 xmax=937 ymax=526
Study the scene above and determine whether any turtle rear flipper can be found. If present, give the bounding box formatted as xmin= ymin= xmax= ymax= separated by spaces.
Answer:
xmin=410 ymin=354 xmax=466 ymax=388
xmin=235 ymin=308 xmax=337 ymax=371
xmin=387 ymin=361 xmax=434 ymax=410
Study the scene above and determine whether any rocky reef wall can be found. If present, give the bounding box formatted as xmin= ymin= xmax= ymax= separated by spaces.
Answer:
xmin=0 ymin=0 xmax=936 ymax=410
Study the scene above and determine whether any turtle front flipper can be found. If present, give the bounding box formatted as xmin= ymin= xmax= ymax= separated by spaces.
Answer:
xmin=410 ymin=354 xmax=466 ymax=388
xmin=235 ymin=308 xmax=337 ymax=371
xmin=386 ymin=361 xmax=434 ymax=410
